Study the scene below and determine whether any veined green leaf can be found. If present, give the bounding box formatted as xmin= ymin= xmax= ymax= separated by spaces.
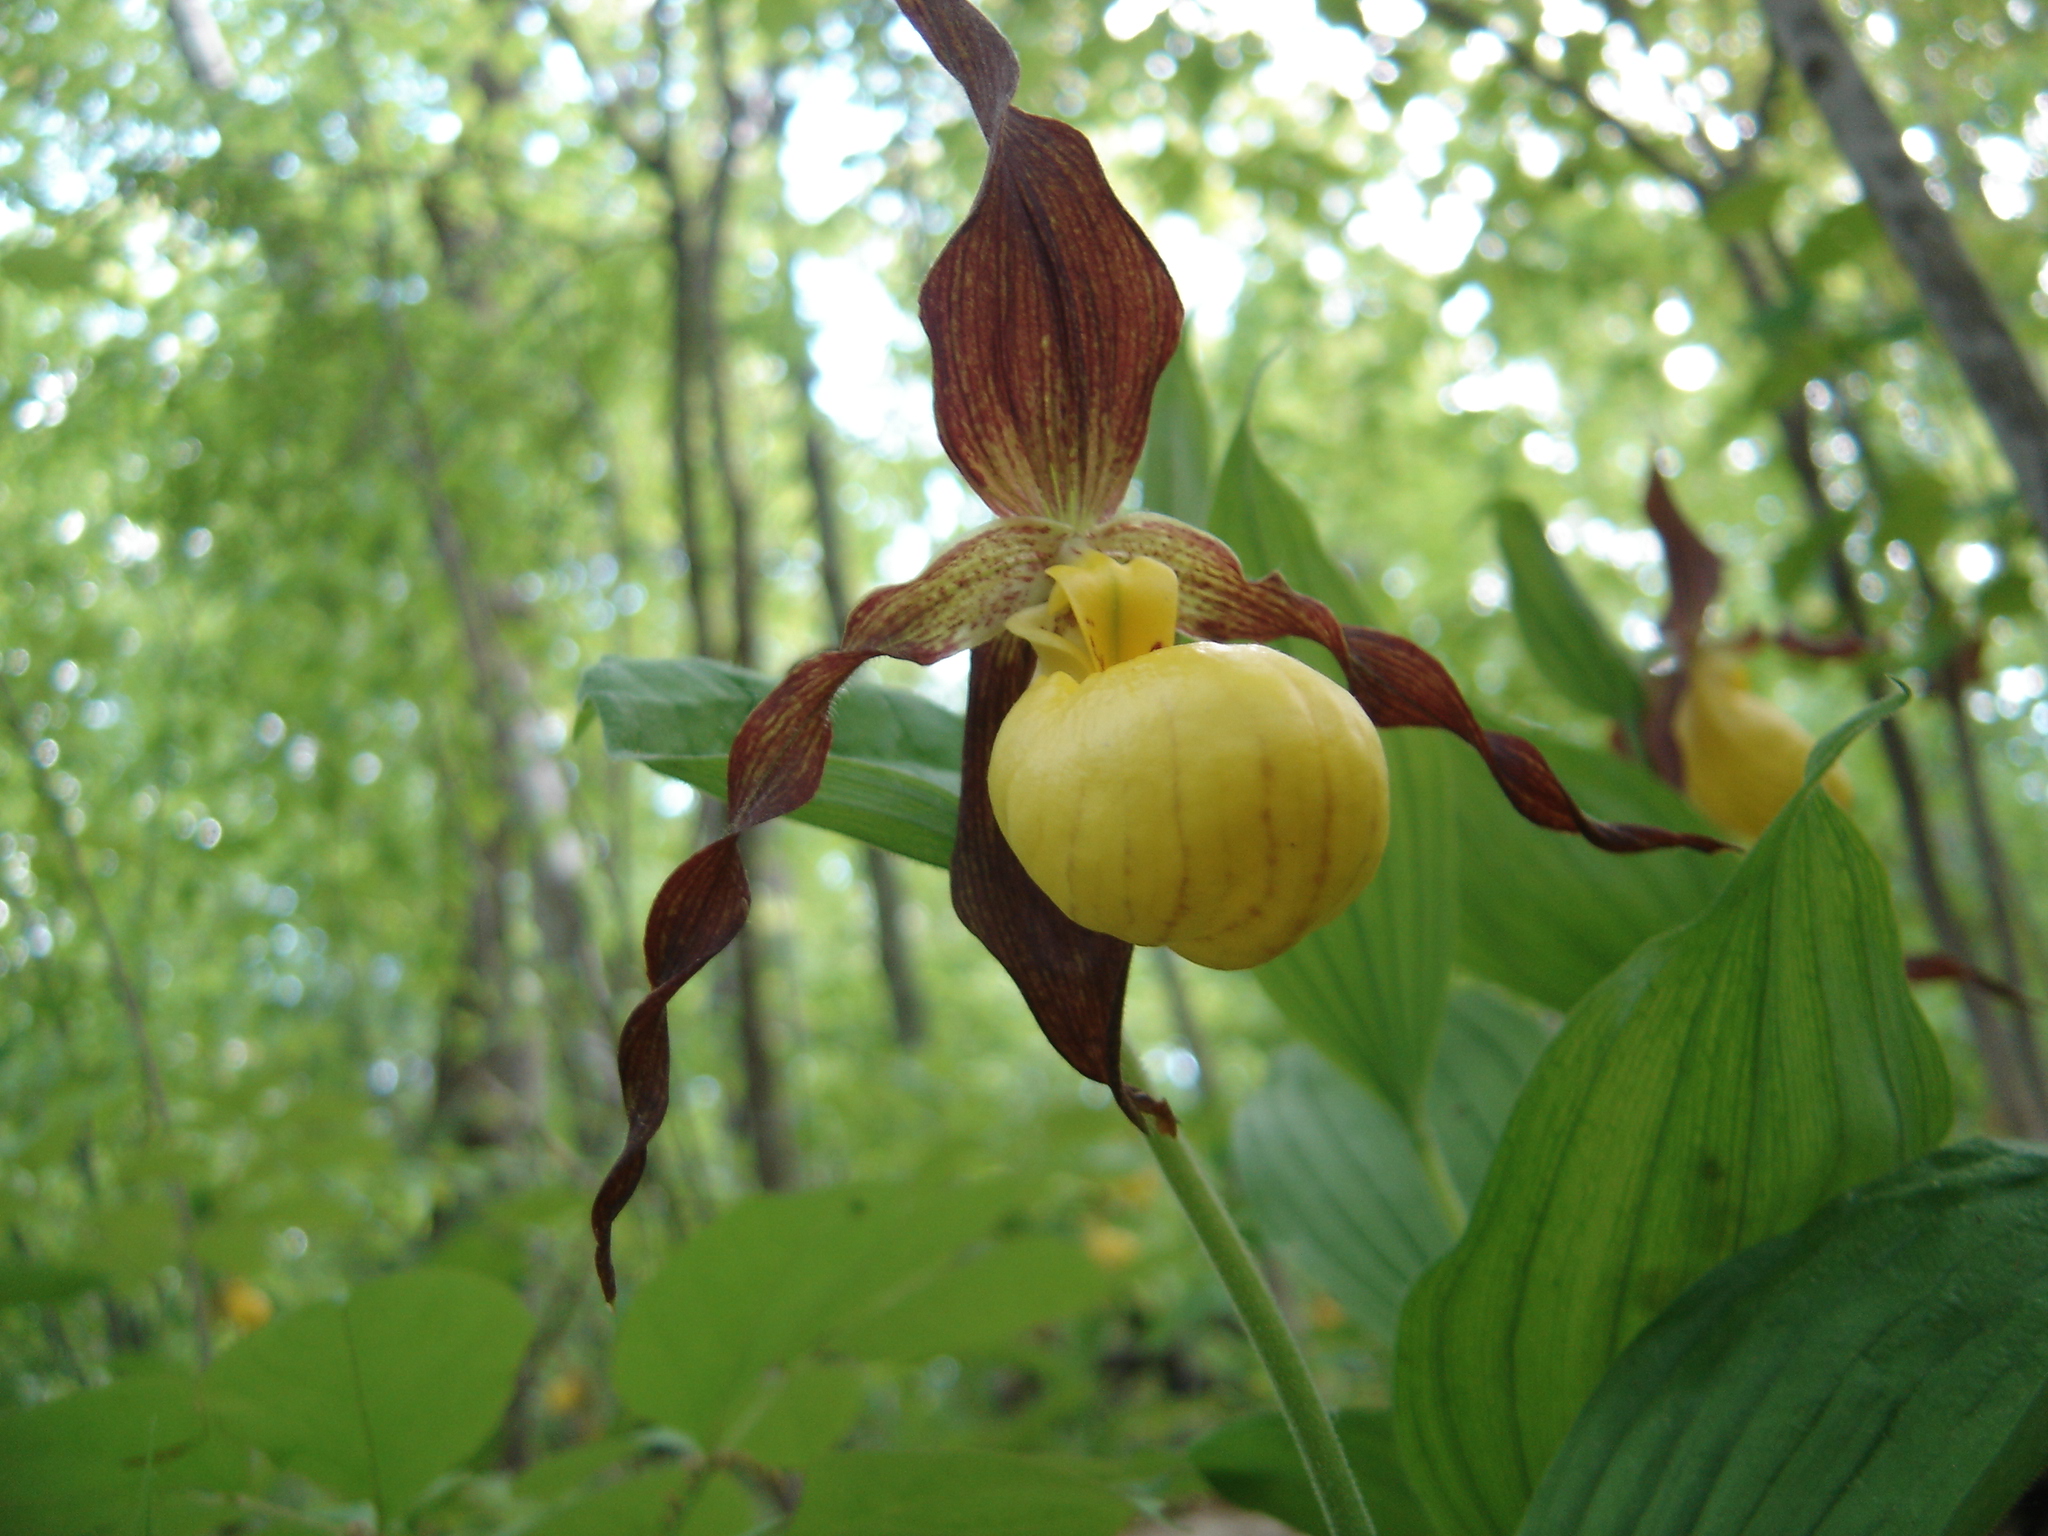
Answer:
xmin=1455 ymin=732 xmax=1731 ymax=1010
xmin=1235 ymin=990 xmax=1548 ymax=1347
xmin=580 ymin=655 xmax=963 ymax=867
xmin=1140 ymin=324 xmax=1215 ymax=528
xmin=1490 ymin=496 xmax=1645 ymax=724
xmin=207 ymin=1268 xmax=534 ymax=1517
xmin=611 ymin=1178 xmax=1032 ymax=1446
xmin=1396 ymin=694 xmax=1950 ymax=1536
xmin=0 ymin=1371 xmax=245 ymax=1536
xmin=1524 ymin=1141 xmax=2048 ymax=1536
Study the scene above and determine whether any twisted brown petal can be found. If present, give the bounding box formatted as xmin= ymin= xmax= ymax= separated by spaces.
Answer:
xmin=1642 ymin=470 xmax=1726 ymax=787
xmin=1645 ymin=468 xmax=1723 ymax=654
xmin=899 ymin=0 xmax=1183 ymax=525
xmin=594 ymin=520 xmax=1095 ymax=1295
xmin=1099 ymin=513 xmax=1729 ymax=856
xmin=949 ymin=634 xmax=1173 ymax=1133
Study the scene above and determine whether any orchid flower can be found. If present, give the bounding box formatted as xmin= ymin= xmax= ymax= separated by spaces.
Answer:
xmin=1642 ymin=472 xmax=1853 ymax=840
xmin=591 ymin=0 xmax=1720 ymax=1299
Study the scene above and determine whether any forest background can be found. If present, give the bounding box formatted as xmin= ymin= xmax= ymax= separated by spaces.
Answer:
xmin=3 ymin=0 xmax=2048 ymax=1530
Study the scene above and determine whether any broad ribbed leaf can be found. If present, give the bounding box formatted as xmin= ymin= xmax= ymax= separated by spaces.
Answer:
xmin=1253 ymin=729 xmax=1459 ymax=1119
xmin=580 ymin=656 xmax=963 ymax=868
xmin=1396 ymin=691 xmax=1951 ymax=1536
xmin=1524 ymin=1141 xmax=2048 ymax=1536
xmin=1234 ymin=991 xmax=1548 ymax=1346
xmin=1139 ymin=324 xmax=1214 ymax=528
xmin=1491 ymin=496 xmax=1644 ymax=723
xmin=1455 ymin=733 xmax=1731 ymax=1009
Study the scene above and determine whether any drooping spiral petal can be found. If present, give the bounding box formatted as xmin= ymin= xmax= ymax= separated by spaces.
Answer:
xmin=899 ymin=0 xmax=1183 ymax=526
xmin=594 ymin=523 xmax=1073 ymax=1297
xmin=949 ymin=633 xmax=1174 ymax=1132
xmin=1097 ymin=513 xmax=1729 ymax=857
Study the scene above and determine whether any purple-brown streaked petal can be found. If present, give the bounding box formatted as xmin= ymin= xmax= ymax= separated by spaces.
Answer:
xmin=841 ymin=519 xmax=1071 ymax=662
xmin=1645 ymin=468 xmax=1723 ymax=654
xmin=950 ymin=633 xmax=1175 ymax=1133
xmin=1099 ymin=514 xmax=1728 ymax=856
xmin=593 ymin=650 xmax=874 ymax=1300
xmin=899 ymin=0 xmax=1183 ymax=525
xmin=1093 ymin=514 xmax=1351 ymax=654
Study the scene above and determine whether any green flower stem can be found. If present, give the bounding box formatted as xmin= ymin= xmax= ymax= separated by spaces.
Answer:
xmin=1145 ymin=1122 xmax=1379 ymax=1536
xmin=1411 ymin=1117 xmax=1469 ymax=1238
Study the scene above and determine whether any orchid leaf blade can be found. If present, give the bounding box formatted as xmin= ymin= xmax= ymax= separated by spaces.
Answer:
xmin=1140 ymin=324 xmax=1216 ymax=528
xmin=581 ymin=655 xmax=963 ymax=868
xmin=1490 ymin=495 xmax=1645 ymax=724
xmin=1395 ymin=707 xmax=1951 ymax=1536
xmin=1523 ymin=1141 xmax=2048 ymax=1536
xmin=1209 ymin=407 xmax=1372 ymax=631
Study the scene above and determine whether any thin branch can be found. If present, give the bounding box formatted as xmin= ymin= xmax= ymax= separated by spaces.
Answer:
xmin=1761 ymin=0 xmax=2048 ymax=548
xmin=0 ymin=673 xmax=213 ymax=1366
xmin=165 ymin=0 xmax=237 ymax=93
xmin=1421 ymin=0 xmax=1716 ymax=202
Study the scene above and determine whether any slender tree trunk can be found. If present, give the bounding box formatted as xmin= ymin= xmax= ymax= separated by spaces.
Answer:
xmin=788 ymin=336 xmax=930 ymax=1047
xmin=696 ymin=0 xmax=799 ymax=1185
xmin=0 ymin=675 xmax=212 ymax=1366
xmin=1761 ymin=0 xmax=2048 ymax=548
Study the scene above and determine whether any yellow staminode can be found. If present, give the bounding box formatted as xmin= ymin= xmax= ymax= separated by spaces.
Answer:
xmin=989 ymin=551 xmax=1390 ymax=971
xmin=1673 ymin=647 xmax=1852 ymax=841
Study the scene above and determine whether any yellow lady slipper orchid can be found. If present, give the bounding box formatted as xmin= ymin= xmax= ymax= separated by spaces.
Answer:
xmin=989 ymin=553 xmax=1390 ymax=970
xmin=590 ymin=0 xmax=1724 ymax=1300
xmin=1673 ymin=647 xmax=1852 ymax=840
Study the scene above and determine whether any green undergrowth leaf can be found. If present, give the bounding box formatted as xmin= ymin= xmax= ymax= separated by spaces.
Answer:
xmin=1397 ymin=692 xmax=1950 ymax=1536
xmin=581 ymin=656 xmax=963 ymax=867
xmin=785 ymin=1450 xmax=1134 ymax=1536
xmin=0 ymin=1260 xmax=105 ymax=1309
xmin=0 ymin=1370 xmax=245 ymax=1536
xmin=1235 ymin=990 xmax=1548 ymax=1347
xmin=206 ymin=1266 xmax=534 ymax=1517
xmin=612 ymin=1178 xmax=1102 ymax=1450
xmin=1490 ymin=496 xmax=1645 ymax=724
xmin=1191 ymin=1409 xmax=1434 ymax=1536
xmin=1524 ymin=1140 xmax=2048 ymax=1536
xmin=1454 ymin=732 xmax=1731 ymax=1010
